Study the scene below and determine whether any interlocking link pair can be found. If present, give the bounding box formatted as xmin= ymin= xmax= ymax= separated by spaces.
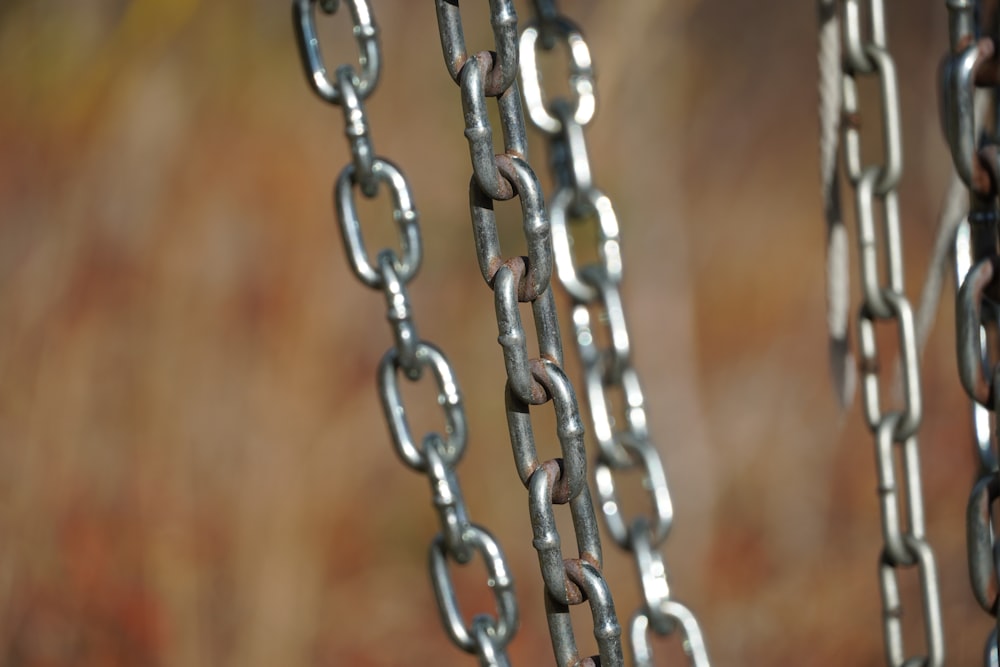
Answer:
xmin=822 ymin=1 xmax=945 ymax=665
xmin=519 ymin=2 xmax=711 ymax=666
xmin=293 ymin=1 xmax=519 ymax=664
xmin=942 ymin=1 xmax=1000 ymax=663
xmin=433 ymin=1 xmax=624 ymax=664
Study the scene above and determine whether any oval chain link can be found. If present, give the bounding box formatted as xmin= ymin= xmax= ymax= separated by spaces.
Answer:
xmin=294 ymin=2 xmax=520 ymax=664
xmin=830 ymin=1 xmax=946 ymax=665
xmin=520 ymin=2 xmax=711 ymax=665
xmin=943 ymin=1 xmax=1000 ymax=662
xmin=433 ymin=1 xmax=626 ymax=664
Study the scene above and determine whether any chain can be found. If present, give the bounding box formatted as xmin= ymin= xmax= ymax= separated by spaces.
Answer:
xmin=518 ymin=2 xmax=710 ymax=665
xmin=293 ymin=2 xmax=521 ymax=664
xmin=431 ymin=2 xmax=626 ymax=664
xmin=942 ymin=1 xmax=1000 ymax=663
xmin=823 ymin=1 xmax=947 ymax=665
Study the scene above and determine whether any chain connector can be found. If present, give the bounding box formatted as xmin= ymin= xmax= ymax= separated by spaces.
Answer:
xmin=958 ymin=256 xmax=1000 ymax=407
xmin=434 ymin=0 xmax=519 ymax=96
xmin=550 ymin=187 xmax=622 ymax=303
xmin=519 ymin=17 xmax=596 ymax=135
xmin=293 ymin=0 xmax=380 ymax=105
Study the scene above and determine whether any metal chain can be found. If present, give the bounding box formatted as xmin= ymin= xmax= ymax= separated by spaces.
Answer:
xmin=827 ymin=1 xmax=947 ymax=665
xmin=941 ymin=1 xmax=1000 ymax=663
xmin=293 ymin=2 xmax=520 ymax=664
xmin=432 ymin=2 xmax=625 ymax=664
xmin=519 ymin=2 xmax=710 ymax=665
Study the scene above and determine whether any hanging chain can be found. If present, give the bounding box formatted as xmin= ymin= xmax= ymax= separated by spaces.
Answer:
xmin=293 ymin=2 xmax=520 ymax=664
xmin=824 ymin=1 xmax=947 ymax=665
xmin=942 ymin=1 xmax=1000 ymax=663
xmin=432 ymin=2 xmax=625 ymax=664
xmin=518 ymin=2 xmax=710 ymax=665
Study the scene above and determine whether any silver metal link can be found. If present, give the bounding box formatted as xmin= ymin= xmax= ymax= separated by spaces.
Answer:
xmin=829 ymin=1 xmax=945 ymax=664
xmin=292 ymin=0 xmax=379 ymax=105
xmin=335 ymin=158 xmax=421 ymax=289
xmin=519 ymin=17 xmax=595 ymax=135
xmin=521 ymin=3 xmax=711 ymax=665
xmin=295 ymin=3 xmax=519 ymax=663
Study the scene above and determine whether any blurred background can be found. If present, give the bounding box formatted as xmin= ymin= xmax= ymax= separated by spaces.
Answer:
xmin=0 ymin=0 xmax=984 ymax=665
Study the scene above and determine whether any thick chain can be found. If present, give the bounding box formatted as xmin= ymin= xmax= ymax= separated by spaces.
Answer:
xmin=293 ymin=2 xmax=520 ymax=664
xmin=519 ymin=2 xmax=710 ymax=665
xmin=827 ymin=1 xmax=946 ymax=665
xmin=942 ymin=1 xmax=1000 ymax=663
xmin=432 ymin=2 xmax=625 ymax=664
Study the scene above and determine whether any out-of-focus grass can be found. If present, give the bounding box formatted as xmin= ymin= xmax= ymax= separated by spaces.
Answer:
xmin=0 ymin=1 xmax=984 ymax=665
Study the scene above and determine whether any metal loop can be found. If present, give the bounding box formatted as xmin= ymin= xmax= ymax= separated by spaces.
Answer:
xmin=549 ymin=101 xmax=594 ymax=207
xmin=578 ymin=343 xmax=648 ymax=467
xmin=293 ymin=0 xmax=380 ymax=105
xmin=630 ymin=601 xmax=711 ymax=667
xmin=335 ymin=158 xmax=421 ymax=288
xmin=842 ymin=46 xmax=902 ymax=194
xmin=842 ymin=0 xmax=886 ymax=74
xmin=470 ymin=156 xmax=553 ymax=301
xmin=425 ymin=436 xmax=473 ymax=564
xmin=519 ymin=17 xmax=596 ymax=135
xmin=377 ymin=251 xmax=420 ymax=378
xmin=857 ymin=291 xmax=922 ymax=439
xmin=505 ymin=359 xmax=587 ymax=502
xmin=378 ymin=342 xmax=467 ymax=472
xmin=495 ymin=263 xmax=543 ymax=404
xmin=878 ymin=535 xmax=945 ymax=667
xmin=967 ymin=471 xmax=1000 ymax=614
xmin=564 ymin=560 xmax=625 ymax=667
xmin=528 ymin=461 xmax=604 ymax=606
xmin=429 ymin=525 xmax=519 ymax=654
xmin=958 ymin=256 xmax=1000 ymax=407
xmin=580 ymin=265 xmax=632 ymax=383
xmin=594 ymin=434 xmax=674 ymax=551
xmin=853 ymin=168 xmax=904 ymax=319
xmin=550 ymin=187 xmax=622 ymax=304
xmin=335 ymin=66 xmax=378 ymax=197
xmin=434 ymin=0 xmax=519 ymax=96
xmin=628 ymin=516 xmax=675 ymax=635
xmin=941 ymin=41 xmax=991 ymax=190
xmin=460 ymin=53 xmax=525 ymax=201
xmin=873 ymin=413 xmax=926 ymax=567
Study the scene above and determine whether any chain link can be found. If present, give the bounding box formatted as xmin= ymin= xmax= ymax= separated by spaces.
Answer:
xmin=293 ymin=2 xmax=520 ymax=663
xmin=942 ymin=0 xmax=1000 ymax=662
xmin=520 ymin=3 xmax=711 ymax=665
xmin=432 ymin=1 xmax=625 ymax=663
xmin=824 ymin=1 xmax=946 ymax=665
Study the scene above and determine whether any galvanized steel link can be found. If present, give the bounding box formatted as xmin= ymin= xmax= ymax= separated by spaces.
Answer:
xmin=294 ymin=1 xmax=520 ymax=663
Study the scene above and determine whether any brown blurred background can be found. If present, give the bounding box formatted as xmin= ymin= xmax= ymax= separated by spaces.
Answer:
xmin=0 ymin=0 xmax=984 ymax=665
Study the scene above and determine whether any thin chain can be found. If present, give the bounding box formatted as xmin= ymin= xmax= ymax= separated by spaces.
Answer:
xmin=519 ymin=2 xmax=710 ymax=665
xmin=292 ymin=2 xmax=519 ymax=664
xmin=432 ymin=2 xmax=625 ymax=664
xmin=828 ymin=1 xmax=947 ymax=665
xmin=942 ymin=1 xmax=1000 ymax=663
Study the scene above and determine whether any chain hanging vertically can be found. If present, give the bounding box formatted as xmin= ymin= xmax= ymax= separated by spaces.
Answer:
xmin=941 ymin=1 xmax=1000 ymax=663
xmin=431 ymin=1 xmax=625 ymax=664
xmin=292 ymin=2 xmax=520 ymax=664
xmin=519 ymin=2 xmax=710 ymax=665
xmin=822 ymin=1 xmax=946 ymax=665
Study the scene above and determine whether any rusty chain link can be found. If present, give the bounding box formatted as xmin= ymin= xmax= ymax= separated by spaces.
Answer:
xmin=942 ymin=1 xmax=1000 ymax=663
xmin=293 ymin=1 xmax=520 ymax=664
xmin=519 ymin=2 xmax=710 ymax=665
xmin=822 ymin=1 xmax=946 ymax=665
xmin=432 ymin=1 xmax=626 ymax=664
